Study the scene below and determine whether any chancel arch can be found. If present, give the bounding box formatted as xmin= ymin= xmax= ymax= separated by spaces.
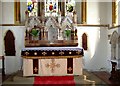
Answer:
xmin=4 ymin=30 xmax=16 ymax=56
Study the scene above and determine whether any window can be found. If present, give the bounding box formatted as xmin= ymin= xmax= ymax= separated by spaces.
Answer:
xmin=14 ymin=1 xmax=20 ymax=24
xmin=112 ymin=0 xmax=119 ymax=26
xmin=81 ymin=0 xmax=87 ymax=24
xmin=26 ymin=0 xmax=76 ymax=17
xmin=45 ymin=0 xmax=58 ymax=16
xmin=27 ymin=0 xmax=38 ymax=16
xmin=66 ymin=0 xmax=75 ymax=15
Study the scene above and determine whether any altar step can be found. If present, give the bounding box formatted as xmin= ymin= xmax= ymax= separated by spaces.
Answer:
xmin=2 ymin=70 xmax=120 ymax=85
xmin=92 ymin=71 xmax=120 ymax=85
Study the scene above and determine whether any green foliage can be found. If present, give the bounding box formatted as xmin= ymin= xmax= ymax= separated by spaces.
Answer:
xmin=30 ymin=29 xmax=39 ymax=37
xmin=65 ymin=29 xmax=71 ymax=37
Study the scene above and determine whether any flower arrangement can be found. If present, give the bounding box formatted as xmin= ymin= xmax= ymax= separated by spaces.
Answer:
xmin=65 ymin=29 xmax=71 ymax=37
xmin=30 ymin=27 xmax=40 ymax=40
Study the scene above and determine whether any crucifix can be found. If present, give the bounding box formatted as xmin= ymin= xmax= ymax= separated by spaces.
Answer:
xmin=46 ymin=59 xmax=60 ymax=73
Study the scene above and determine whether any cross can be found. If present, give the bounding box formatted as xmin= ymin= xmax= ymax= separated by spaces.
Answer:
xmin=42 ymin=52 xmax=47 ymax=56
xmin=34 ymin=67 xmax=38 ymax=73
xmin=25 ymin=52 xmax=29 ymax=56
xmin=59 ymin=51 xmax=64 ymax=55
xmin=46 ymin=59 xmax=60 ymax=73
xmin=67 ymin=67 xmax=73 ymax=72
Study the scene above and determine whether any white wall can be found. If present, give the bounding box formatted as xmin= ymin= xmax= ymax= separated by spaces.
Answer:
xmin=0 ymin=27 xmax=3 ymax=56
xmin=0 ymin=27 xmax=3 ymax=69
xmin=87 ymin=2 xmax=100 ymax=24
xmin=75 ymin=2 xmax=81 ymax=24
xmin=106 ymin=2 xmax=112 ymax=25
xmin=77 ymin=2 xmax=112 ymax=71
xmin=0 ymin=1 xmax=2 ymax=24
xmin=0 ymin=1 xmax=2 ymax=69
xmin=2 ymin=26 xmax=25 ymax=74
xmin=77 ymin=26 xmax=110 ymax=71
xmin=2 ymin=2 xmax=14 ymax=24
xmin=87 ymin=2 xmax=110 ymax=24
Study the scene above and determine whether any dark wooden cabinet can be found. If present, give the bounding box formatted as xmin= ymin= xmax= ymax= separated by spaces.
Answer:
xmin=109 ymin=61 xmax=120 ymax=81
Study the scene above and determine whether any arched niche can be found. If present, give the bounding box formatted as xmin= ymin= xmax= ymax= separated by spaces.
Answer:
xmin=4 ymin=30 xmax=16 ymax=56
xmin=82 ymin=33 xmax=88 ymax=50
xmin=110 ymin=31 xmax=118 ymax=60
xmin=45 ymin=17 xmax=59 ymax=43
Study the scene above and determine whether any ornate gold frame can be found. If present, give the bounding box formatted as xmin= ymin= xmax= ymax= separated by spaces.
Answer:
xmin=14 ymin=0 xmax=20 ymax=24
xmin=112 ymin=1 xmax=116 ymax=26
xmin=81 ymin=0 xmax=87 ymax=24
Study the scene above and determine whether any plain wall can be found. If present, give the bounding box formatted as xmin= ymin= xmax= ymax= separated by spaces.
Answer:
xmin=2 ymin=26 xmax=25 ymax=74
xmin=2 ymin=2 xmax=14 ymax=24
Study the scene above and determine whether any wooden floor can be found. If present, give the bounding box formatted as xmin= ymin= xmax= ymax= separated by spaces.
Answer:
xmin=92 ymin=71 xmax=120 ymax=85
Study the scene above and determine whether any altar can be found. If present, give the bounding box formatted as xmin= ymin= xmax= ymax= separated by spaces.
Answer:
xmin=21 ymin=47 xmax=83 ymax=76
xmin=22 ymin=6 xmax=84 ymax=76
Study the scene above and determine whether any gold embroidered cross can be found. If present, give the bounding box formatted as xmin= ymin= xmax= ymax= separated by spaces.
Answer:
xmin=34 ymin=67 xmax=38 ymax=72
xmin=25 ymin=52 xmax=29 ymax=56
xmin=46 ymin=59 xmax=60 ymax=73
xmin=59 ymin=51 xmax=64 ymax=55
xmin=67 ymin=67 xmax=72 ymax=72
xmin=42 ymin=52 xmax=47 ymax=56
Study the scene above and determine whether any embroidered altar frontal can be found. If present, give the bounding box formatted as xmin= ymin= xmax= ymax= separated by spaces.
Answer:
xmin=21 ymin=47 xmax=84 ymax=76
xmin=21 ymin=47 xmax=84 ymax=59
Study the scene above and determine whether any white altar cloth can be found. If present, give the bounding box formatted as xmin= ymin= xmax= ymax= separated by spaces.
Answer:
xmin=22 ymin=47 xmax=83 ymax=76
xmin=23 ymin=58 xmax=83 ymax=76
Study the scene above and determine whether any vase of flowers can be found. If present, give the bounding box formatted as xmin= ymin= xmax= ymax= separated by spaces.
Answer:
xmin=30 ymin=28 xmax=40 ymax=40
xmin=65 ymin=29 xmax=71 ymax=40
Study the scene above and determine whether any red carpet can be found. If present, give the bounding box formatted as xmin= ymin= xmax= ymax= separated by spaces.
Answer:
xmin=34 ymin=76 xmax=75 ymax=86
